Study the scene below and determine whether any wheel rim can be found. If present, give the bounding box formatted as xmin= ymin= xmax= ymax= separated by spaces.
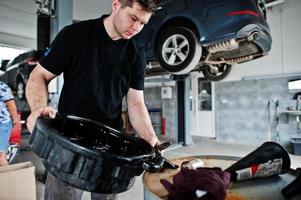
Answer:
xmin=202 ymin=63 xmax=232 ymax=81
xmin=17 ymin=82 xmax=24 ymax=99
xmin=207 ymin=64 xmax=228 ymax=77
xmin=161 ymin=34 xmax=190 ymax=66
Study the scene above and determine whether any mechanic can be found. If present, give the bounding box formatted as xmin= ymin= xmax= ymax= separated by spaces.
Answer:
xmin=25 ymin=0 xmax=160 ymax=199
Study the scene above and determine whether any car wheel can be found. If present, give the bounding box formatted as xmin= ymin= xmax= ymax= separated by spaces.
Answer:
xmin=157 ymin=27 xmax=202 ymax=74
xmin=202 ymin=64 xmax=232 ymax=81
xmin=16 ymin=79 xmax=26 ymax=100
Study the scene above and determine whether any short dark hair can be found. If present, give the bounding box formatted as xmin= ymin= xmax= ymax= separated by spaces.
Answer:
xmin=120 ymin=0 xmax=157 ymax=13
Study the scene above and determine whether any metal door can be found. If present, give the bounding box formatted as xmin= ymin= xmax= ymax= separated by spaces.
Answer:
xmin=190 ymin=72 xmax=216 ymax=138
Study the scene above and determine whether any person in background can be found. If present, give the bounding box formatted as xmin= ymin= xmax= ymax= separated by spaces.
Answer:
xmin=0 ymin=81 xmax=18 ymax=166
xmin=25 ymin=0 xmax=161 ymax=199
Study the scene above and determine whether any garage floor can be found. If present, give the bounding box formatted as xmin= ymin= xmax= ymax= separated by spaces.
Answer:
xmin=17 ymin=134 xmax=301 ymax=200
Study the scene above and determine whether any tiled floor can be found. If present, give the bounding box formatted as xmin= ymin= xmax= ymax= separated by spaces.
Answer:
xmin=17 ymin=136 xmax=301 ymax=200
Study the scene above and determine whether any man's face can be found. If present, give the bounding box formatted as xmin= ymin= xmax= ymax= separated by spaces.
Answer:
xmin=112 ymin=1 xmax=152 ymax=39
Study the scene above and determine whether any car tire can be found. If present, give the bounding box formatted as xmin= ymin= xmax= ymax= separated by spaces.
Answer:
xmin=16 ymin=79 xmax=26 ymax=100
xmin=156 ymin=27 xmax=202 ymax=74
xmin=202 ymin=64 xmax=232 ymax=81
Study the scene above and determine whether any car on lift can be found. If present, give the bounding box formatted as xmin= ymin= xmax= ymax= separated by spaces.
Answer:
xmin=135 ymin=0 xmax=271 ymax=81
xmin=0 ymin=50 xmax=42 ymax=100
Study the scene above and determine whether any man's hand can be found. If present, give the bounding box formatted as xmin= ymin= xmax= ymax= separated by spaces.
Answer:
xmin=26 ymin=106 xmax=57 ymax=133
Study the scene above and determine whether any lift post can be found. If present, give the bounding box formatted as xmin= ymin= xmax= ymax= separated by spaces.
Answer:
xmin=171 ymin=74 xmax=193 ymax=146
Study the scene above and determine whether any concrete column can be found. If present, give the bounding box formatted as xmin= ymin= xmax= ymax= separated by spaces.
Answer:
xmin=50 ymin=0 xmax=73 ymax=41
xmin=49 ymin=0 xmax=73 ymax=107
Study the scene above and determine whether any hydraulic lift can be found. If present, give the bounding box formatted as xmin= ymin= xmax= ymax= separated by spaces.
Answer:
xmin=35 ymin=0 xmax=73 ymax=105
xmin=171 ymin=74 xmax=193 ymax=146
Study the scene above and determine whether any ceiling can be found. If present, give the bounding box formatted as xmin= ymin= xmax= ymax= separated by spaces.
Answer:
xmin=0 ymin=0 xmax=283 ymax=50
xmin=0 ymin=0 xmax=112 ymax=49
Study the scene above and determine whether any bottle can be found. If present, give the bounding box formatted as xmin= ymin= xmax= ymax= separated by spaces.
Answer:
xmin=181 ymin=158 xmax=204 ymax=170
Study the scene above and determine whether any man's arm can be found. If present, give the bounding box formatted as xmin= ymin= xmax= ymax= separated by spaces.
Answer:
xmin=127 ymin=88 xmax=159 ymax=147
xmin=5 ymin=99 xmax=18 ymax=125
xmin=25 ymin=63 xmax=57 ymax=132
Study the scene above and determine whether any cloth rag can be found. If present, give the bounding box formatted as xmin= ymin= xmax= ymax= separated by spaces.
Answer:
xmin=160 ymin=167 xmax=231 ymax=200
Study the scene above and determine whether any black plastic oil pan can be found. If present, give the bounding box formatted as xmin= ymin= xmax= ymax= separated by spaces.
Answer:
xmin=29 ymin=114 xmax=168 ymax=193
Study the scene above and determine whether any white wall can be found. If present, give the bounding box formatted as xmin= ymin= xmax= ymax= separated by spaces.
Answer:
xmin=225 ymin=0 xmax=301 ymax=81
xmin=282 ymin=0 xmax=300 ymax=74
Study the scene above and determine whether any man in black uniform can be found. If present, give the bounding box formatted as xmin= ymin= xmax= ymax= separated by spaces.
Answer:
xmin=26 ymin=0 xmax=159 ymax=199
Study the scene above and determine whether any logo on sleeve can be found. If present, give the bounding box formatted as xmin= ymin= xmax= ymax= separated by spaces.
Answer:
xmin=44 ymin=48 xmax=51 ymax=57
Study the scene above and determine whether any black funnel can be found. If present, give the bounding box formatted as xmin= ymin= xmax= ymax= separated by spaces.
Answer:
xmin=225 ymin=142 xmax=291 ymax=181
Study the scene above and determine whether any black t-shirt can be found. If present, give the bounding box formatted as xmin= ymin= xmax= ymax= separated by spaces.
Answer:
xmin=39 ymin=16 xmax=146 ymax=130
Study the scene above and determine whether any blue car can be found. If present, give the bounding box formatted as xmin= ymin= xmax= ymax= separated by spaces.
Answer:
xmin=135 ymin=0 xmax=271 ymax=80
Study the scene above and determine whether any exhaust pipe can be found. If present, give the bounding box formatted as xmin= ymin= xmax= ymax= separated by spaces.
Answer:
xmin=248 ymin=31 xmax=261 ymax=41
